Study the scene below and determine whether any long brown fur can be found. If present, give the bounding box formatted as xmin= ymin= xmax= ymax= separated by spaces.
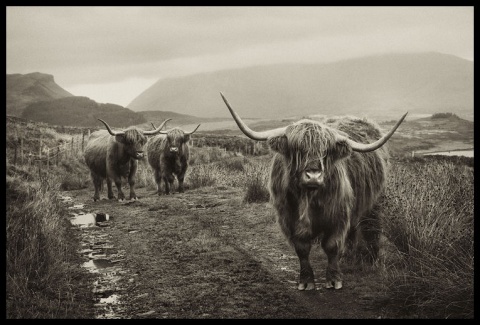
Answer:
xmin=267 ymin=115 xmax=389 ymax=289
xmin=146 ymin=128 xmax=191 ymax=195
xmin=84 ymin=127 xmax=147 ymax=201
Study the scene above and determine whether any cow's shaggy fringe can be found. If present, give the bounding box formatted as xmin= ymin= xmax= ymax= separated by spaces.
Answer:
xmin=123 ymin=128 xmax=148 ymax=144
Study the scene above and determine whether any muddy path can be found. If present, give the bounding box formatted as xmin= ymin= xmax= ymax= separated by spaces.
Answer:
xmin=62 ymin=185 xmax=391 ymax=319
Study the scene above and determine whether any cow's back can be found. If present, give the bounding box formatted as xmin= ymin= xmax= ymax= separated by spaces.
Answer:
xmin=325 ymin=116 xmax=389 ymax=219
xmin=84 ymin=130 xmax=112 ymax=177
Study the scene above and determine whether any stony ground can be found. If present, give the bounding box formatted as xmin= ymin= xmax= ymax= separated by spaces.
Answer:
xmin=63 ymin=185 xmax=396 ymax=319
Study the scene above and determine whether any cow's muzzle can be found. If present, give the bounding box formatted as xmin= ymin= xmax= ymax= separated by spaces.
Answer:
xmin=135 ymin=151 xmax=145 ymax=159
xmin=170 ymin=147 xmax=179 ymax=153
xmin=300 ymin=170 xmax=324 ymax=188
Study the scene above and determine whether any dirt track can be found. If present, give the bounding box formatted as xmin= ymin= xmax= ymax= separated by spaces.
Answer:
xmin=63 ymin=185 xmax=392 ymax=319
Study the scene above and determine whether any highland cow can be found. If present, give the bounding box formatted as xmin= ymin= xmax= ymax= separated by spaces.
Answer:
xmin=220 ymin=92 xmax=407 ymax=290
xmin=84 ymin=118 xmax=170 ymax=201
xmin=146 ymin=123 xmax=200 ymax=195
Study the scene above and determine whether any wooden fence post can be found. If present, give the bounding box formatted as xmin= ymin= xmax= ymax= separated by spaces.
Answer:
xmin=20 ymin=137 xmax=24 ymax=165
xmin=71 ymin=136 xmax=74 ymax=157
xmin=14 ymin=127 xmax=19 ymax=165
xmin=39 ymin=136 xmax=42 ymax=159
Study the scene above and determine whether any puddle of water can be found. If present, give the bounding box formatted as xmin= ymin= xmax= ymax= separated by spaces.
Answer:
xmin=71 ymin=213 xmax=111 ymax=227
xmin=59 ymin=195 xmax=73 ymax=203
xmin=68 ymin=204 xmax=86 ymax=209
xmin=100 ymin=294 xmax=120 ymax=304
xmin=83 ymin=258 xmax=115 ymax=270
xmin=61 ymin=193 xmax=126 ymax=319
xmin=71 ymin=213 xmax=96 ymax=227
xmin=423 ymin=149 xmax=474 ymax=157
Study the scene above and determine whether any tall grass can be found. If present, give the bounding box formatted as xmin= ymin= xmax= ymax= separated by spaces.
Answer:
xmin=6 ymin=167 xmax=95 ymax=318
xmin=381 ymin=156 xmax=474 ymax=318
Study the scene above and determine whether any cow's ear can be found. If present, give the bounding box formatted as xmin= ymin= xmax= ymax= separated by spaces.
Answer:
xmin=115 ymin=135 xmax=127 ymax=144
xmin=267 ymin=135 xmax=288 ymax=154
xmin=332 ymin=139 xmax=352 ymax=160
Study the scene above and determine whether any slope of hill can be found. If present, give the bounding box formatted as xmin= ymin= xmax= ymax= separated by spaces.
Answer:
xmin=127 ymin=52 xmax=473 ymax=120
xmin=7 ymin=72 xmax=74 ymax=116
xmin=22 ymin=96 xmax=146 ymax=128
xmin=138 ymin=110 xmax=230 ymax=127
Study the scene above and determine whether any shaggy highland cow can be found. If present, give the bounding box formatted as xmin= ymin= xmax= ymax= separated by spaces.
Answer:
xmin=146 ymin=122 xmax=200 ymax=195
xmin=220 ymin=92 xmax=407 ymax=290
xmin=84 ymin=118 xmax=170 ymax=201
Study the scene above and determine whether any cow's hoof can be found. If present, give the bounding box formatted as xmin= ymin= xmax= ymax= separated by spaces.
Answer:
xmin=297 ymin=282 xmax=315 ymax=290
xmin=325 ymin=280 xmax=342 ymax=289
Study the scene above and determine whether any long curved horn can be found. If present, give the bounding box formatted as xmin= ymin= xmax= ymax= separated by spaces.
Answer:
xmin=220 ymin=92 xmax=286 ymax=141
xmin=184 ymin=124 xmax=201 ymax=135
xmin=98 ymin=119 xmax=125 ymax=136
xmin=339 ymin=112 xmax=408 ymax=152
xmin=144 ymin=118 xmax=171 ymax=135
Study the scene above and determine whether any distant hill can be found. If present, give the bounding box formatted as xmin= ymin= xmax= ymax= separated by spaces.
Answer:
xmin=127 ymin=52 xmax=473 ymax=121
xmin=138 ymin=110 xmax=230 ymax=127
xmin=7 ymin=72 xmax=74 ymax=116
xmin=22 ymin=96 xmax=146 ymax=128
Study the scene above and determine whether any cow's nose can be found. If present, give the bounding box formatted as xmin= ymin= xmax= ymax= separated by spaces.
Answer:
xmin=136 ymin=151 xmax=144 ymax=158
xmin=305 ymin=170 xmax=322 ymax=180
xmin=302 ymin=170 xmax=324 ymax=187
xmin=170 ymin=147 xmax=179 ymax=153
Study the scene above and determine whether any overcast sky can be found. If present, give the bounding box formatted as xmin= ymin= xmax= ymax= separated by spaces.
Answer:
xmin=6 ymin=6 xmax=474 ymax=107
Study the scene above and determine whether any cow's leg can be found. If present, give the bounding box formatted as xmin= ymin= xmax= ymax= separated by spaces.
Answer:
xmin=322 ymin=231 xmax=345 ymax=289
xmin=163 ymin=174 xmax=174 ymax=195
xmin=343 ymin=226 xmax=360 ymax=263
xmin=360 ymin=209 xmax=381 ymax=264
xmin=292 ymin=239 xmax=315 ymax=290
xmin=128 ymin=161 xmax=138 ymax=200
xmin=106 ymin=177 xmax=115 ymax=200
xmin=177 ymin=171 xmax=186 ymax=193
xmin=91 ymin=172 xmax=102 ymax=201
xmin=111 ymin=175 xmax=125 ymax=201
xmin=154 ymin=169 xmax=163 ymax=195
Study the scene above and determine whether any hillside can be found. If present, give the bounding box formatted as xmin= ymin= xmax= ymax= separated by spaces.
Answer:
xmin=21 ymin=96 xmax=146 ymax=128
xmin=138 ymin=110 xmax=230 ymax=127
xmin=128 ymin=52 xmax=473 ymax=121
xmin=7 ymin=72 xmax=74 ymax=116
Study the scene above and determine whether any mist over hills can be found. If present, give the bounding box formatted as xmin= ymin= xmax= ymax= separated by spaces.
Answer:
xmin=7 ymin=52 xmax=473 ymax=129
xmin=7 ymin=72 xmax=74 ymax=116
xmin=128 ymin=52 xmax=473 ymax=121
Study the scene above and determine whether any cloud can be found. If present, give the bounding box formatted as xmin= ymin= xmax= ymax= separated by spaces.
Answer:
xmin=6 ymin=6 xmax=473 ymax=106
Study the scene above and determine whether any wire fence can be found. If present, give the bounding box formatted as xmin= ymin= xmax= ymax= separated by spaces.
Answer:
xmin=8 ymin=130 xmax=89 ymax=170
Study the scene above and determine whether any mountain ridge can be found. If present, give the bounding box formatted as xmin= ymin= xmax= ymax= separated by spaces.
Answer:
xmin=7 ymin=72 xmax=74 ymax=116
xmin=127 ymin=52 xmax=473 ymax=121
